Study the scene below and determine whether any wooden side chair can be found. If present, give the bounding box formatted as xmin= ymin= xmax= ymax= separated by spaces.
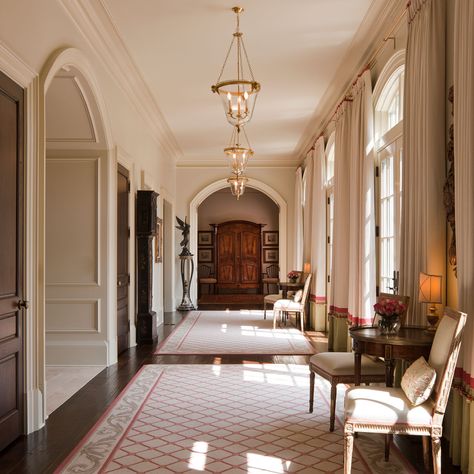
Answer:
xmin=198 ymin=264 xmax=217 ymax=298
xmin=344 ymin=307 xmax=467 ymax=473
xmin=262 ymin=264 xmax=279 ymax=295
xmin=309 ymin=293 xmax=410 ymax=432
xmin=272 ymin=273 xmax=312 ymax=332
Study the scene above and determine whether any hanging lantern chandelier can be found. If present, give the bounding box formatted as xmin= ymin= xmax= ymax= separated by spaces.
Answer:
xmin=224 ymin=125 xmax=253 ymax=174
xmin=211 ymin=6 xmax=261 ymax=126
xmin=227 ymin=172 xmax=248 ymax=200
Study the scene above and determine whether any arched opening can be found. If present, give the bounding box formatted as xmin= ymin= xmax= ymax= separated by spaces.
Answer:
xmin=42 ymin=49 xmax=114 ymax=417
xmin=189 ymin=178 xmax=287 ymax=306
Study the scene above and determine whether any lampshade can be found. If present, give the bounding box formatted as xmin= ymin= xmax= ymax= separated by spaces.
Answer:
xmin=224 ymin=125 xmax=253 ymax=174
xmin=211 ymin=7 xmax=261 ymax=126
xmin=227 ymin=173 xmax=248 ymax=200
xmin=418 ymin=272 xmax=442 ymax=303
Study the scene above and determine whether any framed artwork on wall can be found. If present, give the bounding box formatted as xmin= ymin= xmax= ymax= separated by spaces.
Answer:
xmin=263 ymin=248 xmax=279 ymax=263
xmin=263 ymin=231 xmax=279 ymax=246
xmin=198 ymin=231 xmax=214 ymax=246
xmin=198 ymin=248 xmax=213 ymax=263
xmin=155 ymin=217 xmax=163 ymax=263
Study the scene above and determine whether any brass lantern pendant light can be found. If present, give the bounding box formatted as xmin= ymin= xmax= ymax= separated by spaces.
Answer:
xmin=227 ymin=172 xmax=248 ymax=200
xmin=211 ymin=6 xmax=261 ymax=126
xmin=224 ymin=125 xmax=253 ymax=174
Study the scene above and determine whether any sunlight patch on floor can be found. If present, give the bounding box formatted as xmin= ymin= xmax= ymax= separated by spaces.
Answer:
xmin=188 ymin=441 xmax=208 ymax=471
xmin=247 ymin=452 xmax=289 ymax=473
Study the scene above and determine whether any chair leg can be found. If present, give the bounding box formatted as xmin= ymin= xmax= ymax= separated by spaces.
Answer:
xmin=384 ymin=434 xmax=392 ymax=461
xmin=273 ymin=310 xmax=278 ymax=329
xmin=264 ymin=300 xmax=267 ymax=320
xmin=344 ymin=426 xmax=354 ymax=474
xmin=422 ymin=436 xmax=431 ymax=472
xmin=432 ymin=435 xmax=441 ymax=474
xmin=330 ymin=382 xmax=337 ymax=432
xmin=309 ymin=371 xmax=315 ymax=413
xmin=300 ymin=311 xmax=304 ymax=332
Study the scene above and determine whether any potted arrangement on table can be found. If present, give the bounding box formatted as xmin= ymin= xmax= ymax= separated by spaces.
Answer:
xmin=373 ymin=299 xmax=407 ymax=335
xmin=287 ymin=271 xmax=300 ymax=283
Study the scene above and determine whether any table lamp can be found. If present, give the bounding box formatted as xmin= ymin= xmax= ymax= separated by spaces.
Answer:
xmin=418 ymin=272 xmax=442 ymax=331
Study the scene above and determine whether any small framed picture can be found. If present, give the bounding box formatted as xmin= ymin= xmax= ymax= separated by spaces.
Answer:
xmin=263 ymin=231 xmax=279 ymax=246
xmin=198 ymin=248 xmax=213 ymax=263
xmin=155 ymin=217 xmax=163 ymax=263
xmin=198 ymin=231 xmax=214 ymax=246
xmin=263 ymin=248 xmax=279 ymax=263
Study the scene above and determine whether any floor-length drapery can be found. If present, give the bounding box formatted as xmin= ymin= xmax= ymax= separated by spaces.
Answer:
xmin=293 ymin=167 xmax=304 ymax=271
xmin=449 ymin=1 xmax=474 ymax=472
xmin=310 ymin=137 xmax=327 ymax=331
xmin=347 ymin=70 xmax=376 ymax=327
xmin=399 ymin=0 xmax=446 ymax=326
xmin=302 ymin=154 xmax=313 ymax=266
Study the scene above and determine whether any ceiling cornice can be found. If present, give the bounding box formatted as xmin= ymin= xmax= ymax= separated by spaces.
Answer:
xmin=60 ymin=0 xmax=182 ymax=160
xmin=294 ymin=0 xmax=406 ymax=160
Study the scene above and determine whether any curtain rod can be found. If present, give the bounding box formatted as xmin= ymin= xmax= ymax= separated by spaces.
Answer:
xmin=304 ymin=4 xmax=408 ymax=157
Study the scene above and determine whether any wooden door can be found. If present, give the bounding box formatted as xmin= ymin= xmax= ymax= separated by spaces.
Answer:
xmin=216 ymin=221 xmax=261 ymax=291
xmin=117 ymin=165 xmax=129 ymax=355
xmin=0 ymin=71 xmax=24 ymax=450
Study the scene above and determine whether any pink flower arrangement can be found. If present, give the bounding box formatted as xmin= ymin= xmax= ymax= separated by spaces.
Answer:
xmin=287 ymin=271 xmax=300 ymax=281
xmin=374 ymin=299 xmax=407 ymax=317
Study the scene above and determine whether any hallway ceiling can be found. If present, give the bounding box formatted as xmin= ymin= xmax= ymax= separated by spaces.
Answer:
xmin=102 ymin=0 xmax=381 ymax=166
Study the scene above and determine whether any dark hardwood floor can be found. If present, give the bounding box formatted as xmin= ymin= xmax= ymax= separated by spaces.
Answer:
xmin=0 ymin=311 xmax=461 ymax=473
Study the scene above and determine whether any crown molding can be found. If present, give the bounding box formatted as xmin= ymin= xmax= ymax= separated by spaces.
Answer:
xmin=60 ymin=0 xmax=182 ymax=160
xmin=0 ymin=39 xmax=37 ymax=86
xmin=294 ymin=0 xmax=406 ymax=160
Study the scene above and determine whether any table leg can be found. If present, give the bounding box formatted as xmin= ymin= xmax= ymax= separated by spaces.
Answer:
xmin=354 ymin=351 xmax=362 ymax=386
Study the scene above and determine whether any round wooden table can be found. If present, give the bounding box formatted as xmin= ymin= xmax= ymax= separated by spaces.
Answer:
xmin=279 ymin=281 xmax=304 ymax=299
xmin=349 ymin=326 xmax=435 ymax=387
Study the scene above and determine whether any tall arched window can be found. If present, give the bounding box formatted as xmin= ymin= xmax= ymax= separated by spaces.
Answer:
xmin=374 ymin=52 xmax=405 ymax=294
xmin=325 ymin=132 xmax=335 ymax=307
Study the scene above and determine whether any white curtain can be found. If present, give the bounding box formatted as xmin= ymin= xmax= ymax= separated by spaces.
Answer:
xmin=449 ymin=1 xmax=474 ymax=472
xmin=399 ymin=0 xmax=446 ymax=326
xmin=347 ymin=70 xmax=376 ymax=326
xmin=293 ymin=167 xmax=304 ymax=271
xmin=303 ymin=153 xmax=314 ymax=266
xmin=310 ymin=137 xmax=327 ymax=310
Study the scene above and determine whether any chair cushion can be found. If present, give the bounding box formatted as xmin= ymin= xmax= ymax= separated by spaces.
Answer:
xmin=345 ymin=386 xmax=434 ymax=426
xmin=293 ymin=290 xmax=303 ymax=303
xmin=199 ymin=278 xmax=217 ymax=284
xmin=401 ymin=356 xmax=437 ymax=406
xmin=273 ymin=299 xmax=302 ymax=311
xmin=310 ymin=352 xmax=385 ymax=376
xmin=264 ymin=294 xmax=281 ymax=303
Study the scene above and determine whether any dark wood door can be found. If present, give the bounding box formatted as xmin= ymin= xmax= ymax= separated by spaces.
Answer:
xmin=216 ymin=221 xmax=261 ymax=291
xmin=0 ymin=71 xmax=24 ymax=450
xmin=117 ymin=165 xmax=129 ymax=355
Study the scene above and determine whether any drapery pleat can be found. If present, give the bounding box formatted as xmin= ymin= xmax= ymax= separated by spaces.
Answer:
xmin=302 ymin=154 xmax=313 ymax=266
xmin=293 ymin=167 xmax=304 ymax=271
xmin=399 ymin=0 xmax=446 ymax=326
xmin=310 ymin=137 xmax=327 ymax=331
xmin=328 ymin=70 xmax=376 ymax=351
xmin=449 ymin=1 xmax=474 ymax=472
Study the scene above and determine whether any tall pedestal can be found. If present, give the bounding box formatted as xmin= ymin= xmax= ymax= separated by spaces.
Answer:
xmin=177 ymin=254 xmax=195 ymax=311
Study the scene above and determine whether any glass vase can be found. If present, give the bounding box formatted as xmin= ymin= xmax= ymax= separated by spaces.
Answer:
xmin=378 ymin=314 xmax=401 ymax=335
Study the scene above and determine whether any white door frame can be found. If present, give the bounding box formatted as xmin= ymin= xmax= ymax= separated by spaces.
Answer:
xmin=189 ymin=178 xmax=287 ymax=304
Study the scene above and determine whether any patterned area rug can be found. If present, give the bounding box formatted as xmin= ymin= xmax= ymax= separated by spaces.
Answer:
xmin=155 ymin=311 xmax=314 ymax=355
xmin=56 ymin=365 xmax=415 ymax=473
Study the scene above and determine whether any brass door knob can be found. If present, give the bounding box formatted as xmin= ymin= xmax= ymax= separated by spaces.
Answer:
xmin=17 ymin=300 xmax=29 ymax=310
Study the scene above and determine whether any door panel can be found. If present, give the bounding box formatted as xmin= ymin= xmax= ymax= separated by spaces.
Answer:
xmin=117 ymin=165 xmax=129 ymax=355
xmin=0 ymin=71 xmax=24 ymax=451
xmin=216 ymin=221 xmax=261 ymax=291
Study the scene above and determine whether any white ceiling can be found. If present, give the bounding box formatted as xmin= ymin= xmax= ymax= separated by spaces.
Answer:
xmin=102 ymin=0 xmax=379 ymax=166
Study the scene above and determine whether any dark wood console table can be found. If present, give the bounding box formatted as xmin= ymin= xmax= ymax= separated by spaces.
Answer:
xmin=349 ymin=326 xmax=435 ymax=387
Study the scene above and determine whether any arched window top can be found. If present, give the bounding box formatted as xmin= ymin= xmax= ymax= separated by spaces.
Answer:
xmin=374 ymin=51 xmax=405 ymax=142
xmin=325 ymin=132 xmax=335 ymax=186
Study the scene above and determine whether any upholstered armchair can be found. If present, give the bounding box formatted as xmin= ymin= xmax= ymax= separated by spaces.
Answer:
xmin=309 ymin=293 xmax=410 ymax=432
xmin=344 ymin=307 xmax=467 ymax=473
xmin=272 ymin=273 xmax=312 ymax=332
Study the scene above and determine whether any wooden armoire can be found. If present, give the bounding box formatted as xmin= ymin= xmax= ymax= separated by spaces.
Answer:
xmin=214 ymin=221 xmax=263 ymax=293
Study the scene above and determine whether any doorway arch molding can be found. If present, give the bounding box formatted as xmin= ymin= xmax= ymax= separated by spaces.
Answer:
xmin=189 ymin=178 xmax=287 ymax=304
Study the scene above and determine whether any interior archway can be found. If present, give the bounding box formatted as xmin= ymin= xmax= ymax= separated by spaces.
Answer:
xmin=189 ymin=178 xmax=287 ymax=305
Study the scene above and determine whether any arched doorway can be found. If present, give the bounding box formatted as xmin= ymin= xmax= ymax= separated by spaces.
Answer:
xmin=189 ymin=178 xmax=287 ymax=305
xmin=41 ymin=49 xmax=115 ymax=416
